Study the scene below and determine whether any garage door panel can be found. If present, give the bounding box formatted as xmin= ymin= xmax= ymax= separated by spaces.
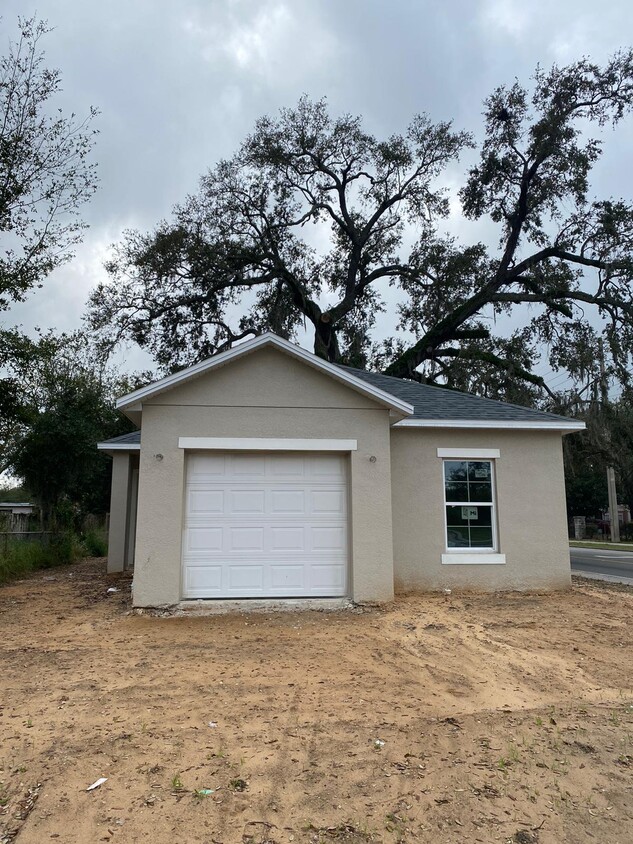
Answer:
xmin=310 ymin=525 xmax=347 ymax=552
xmin=188 ymin=489 xmax=224 ymax=515
xmin=310 ymin=456 xmax=345 ymax=477
xmin=229 ymin=526 xmax=265 ymax=551
xmin=228 ymin=565 xmax=264 ymax=590
xmin=186 ymin=527 xmax=223 ymax=552
xmin=270 ymin=455 xmax=305 ymax=477
xmin=269 ymin=565 xmax=305 ymax=589
xmin=311 ymin=563 xmax=346 ymax=590
xmin=189 ymin=454 xmax=226 ymax=478
xmin=231 ymin=489 xmax=266 ymax=513
xmin=185 ymin=565 xmax=222 ymax=594
xmin=231 ymin=454 xmax=266 ymax=476
xmin=271 ymin=489 xmax=306 ymax=513
xmin=311 ymin=489 xmax=345 ymax=513
xmin=183 ymin=452 xmax=348 ymax=598
xmin=270 ymin=526 xmax=305 ymax=551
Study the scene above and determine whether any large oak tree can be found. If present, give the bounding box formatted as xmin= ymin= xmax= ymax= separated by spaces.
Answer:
xmin=89 ymin=53 xmax=633 ymax=400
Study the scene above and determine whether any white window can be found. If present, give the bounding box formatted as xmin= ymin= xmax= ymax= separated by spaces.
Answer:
xmin=443 ymin=459 xmax=497 ymax=551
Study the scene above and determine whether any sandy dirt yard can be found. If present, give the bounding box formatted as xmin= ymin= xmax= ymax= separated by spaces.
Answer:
xmin=1 ymin=560 xmax=632 ymax=844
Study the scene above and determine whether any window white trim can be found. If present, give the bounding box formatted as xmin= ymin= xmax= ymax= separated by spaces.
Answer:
xmin=178 ymin=437 xmax=358 ymax=452
xmin=442 ymin=553 xmax=506 ymax=565
xmin=441 ymin=457 xmax=499 ymax=557
xmin=437 ymin=448 xmax=500 ymax=459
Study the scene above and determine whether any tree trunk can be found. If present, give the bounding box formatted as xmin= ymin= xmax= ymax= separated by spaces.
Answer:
xmin=313 ymin=317 xmax=341 ymax=362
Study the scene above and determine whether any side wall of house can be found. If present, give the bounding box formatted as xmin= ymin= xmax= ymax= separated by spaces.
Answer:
xmin=106 ymin=452 xmax=139 ymax=573
xmin=132 ymin=347 xmax=395 ymax=606
xmin=390 ymin=428 xmax=571 ymax=591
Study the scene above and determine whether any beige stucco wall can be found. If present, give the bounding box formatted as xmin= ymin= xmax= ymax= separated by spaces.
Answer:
xmin=132 ymin=347 xmax=395 ymax=607
xmin=146 ymin=348 xmax=383 ymax=411
xmin=390 ymin=427 xmax=571 ymax=592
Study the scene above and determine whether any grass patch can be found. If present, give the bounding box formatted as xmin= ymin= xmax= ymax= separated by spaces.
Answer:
xmin=569 ymin=540 xmax=633 ymax=551
xmin=0 ymin=533 xmax=82 ymax=585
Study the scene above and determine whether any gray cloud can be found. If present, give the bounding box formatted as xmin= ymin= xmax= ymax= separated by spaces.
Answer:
xmin=3 ymin=0 xmax=633 ymax=374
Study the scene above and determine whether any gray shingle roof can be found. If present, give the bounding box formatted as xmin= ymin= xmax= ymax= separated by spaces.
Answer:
xmin=338 ymin=365 xmax=576 ymax=424
xmin=100 ymin=430 xmax=141 ymax=446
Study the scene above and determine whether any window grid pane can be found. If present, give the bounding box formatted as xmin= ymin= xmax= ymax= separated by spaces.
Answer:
xmin=444 ymin=461 xmax=492 ymax=505
xmin=444 ymin=460 xmax=495 ymax=550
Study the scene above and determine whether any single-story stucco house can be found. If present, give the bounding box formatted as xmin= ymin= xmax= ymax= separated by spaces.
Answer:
xmin=98 ymin=333 xmax=584 ymax=607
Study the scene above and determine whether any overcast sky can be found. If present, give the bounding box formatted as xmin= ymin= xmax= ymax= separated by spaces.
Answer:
xmin=3 ymin=0 xmax=633 ymax=386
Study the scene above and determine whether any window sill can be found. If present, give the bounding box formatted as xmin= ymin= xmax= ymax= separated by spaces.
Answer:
xmin=441 ymin=553 xmax=506 ymax=565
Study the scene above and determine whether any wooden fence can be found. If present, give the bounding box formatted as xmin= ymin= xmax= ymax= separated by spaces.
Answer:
xmin=0 ymin=512 xmax=40 ymax=534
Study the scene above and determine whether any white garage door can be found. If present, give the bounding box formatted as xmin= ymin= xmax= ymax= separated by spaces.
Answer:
xmin=182 ymin=452 xmax=348 ymax=598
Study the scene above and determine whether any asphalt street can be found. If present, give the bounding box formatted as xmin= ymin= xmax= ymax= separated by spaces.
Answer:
xmin=570 ymin=546 xmax=633 ymax=585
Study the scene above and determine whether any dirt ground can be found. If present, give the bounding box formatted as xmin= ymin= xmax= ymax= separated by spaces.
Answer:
xmin=1 ymin=560 xmax=632 ymax=844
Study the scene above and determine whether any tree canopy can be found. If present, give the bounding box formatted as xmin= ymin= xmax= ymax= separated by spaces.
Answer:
xmin=0 ymin=16 xmax=99 ymax=309
xmin=89 ymin=53 xmax=633 ymax=401
xmin=1 ymin=15 xmax=99 ymax=446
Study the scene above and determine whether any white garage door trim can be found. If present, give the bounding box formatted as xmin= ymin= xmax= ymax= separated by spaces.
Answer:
xmin=179 ymin=437 xmax=357 ymax=451
xmin=182 ymin=451 xmax=350 ymax=599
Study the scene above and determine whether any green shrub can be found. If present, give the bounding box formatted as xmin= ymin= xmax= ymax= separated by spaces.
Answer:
xmin=48 ymin=532 xmax=76 ymax=566
xmin=83 ymin=529 xmax=108 ymax=557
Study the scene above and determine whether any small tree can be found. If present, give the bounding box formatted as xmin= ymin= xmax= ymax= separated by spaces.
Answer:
xmin=3 ymin=333 xmax=136 ymax=527
xmin=89 ymin=54 xmax=633 ymax=400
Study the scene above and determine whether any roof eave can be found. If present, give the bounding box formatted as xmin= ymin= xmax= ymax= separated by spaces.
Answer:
xmin=393 ymin=419 xmax=586 ymax=432
xmin=97 ymin=442 xmax=141 ymax=453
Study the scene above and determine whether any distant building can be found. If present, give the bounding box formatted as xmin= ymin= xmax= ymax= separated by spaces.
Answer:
xmin=0 ymin=502 xmax=35 ymax=516
xmin=601 ymin=504 xmax=631 ymax=525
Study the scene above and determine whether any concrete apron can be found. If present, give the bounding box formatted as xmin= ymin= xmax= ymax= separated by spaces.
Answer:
xmin=143 ymin=598 xmax=356 ymax=616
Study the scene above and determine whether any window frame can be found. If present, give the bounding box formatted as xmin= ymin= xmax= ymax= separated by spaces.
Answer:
xmin=441 ymin=457 xmax=498 ymax=554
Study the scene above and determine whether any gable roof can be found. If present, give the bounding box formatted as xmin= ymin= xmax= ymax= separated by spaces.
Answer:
xmin=105 ymin=332 xmax=584 ymax=437
xmin=340 ymin=366 xmax=585 ymax=431
xmin=115 ymin=333 xmax=414 ymax=418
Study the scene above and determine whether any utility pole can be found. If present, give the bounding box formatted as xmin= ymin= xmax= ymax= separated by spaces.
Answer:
xmin=599 ymin=340 xmax=620 ymax=542
xmin=607 ymin=466 xmax=620 ymax=543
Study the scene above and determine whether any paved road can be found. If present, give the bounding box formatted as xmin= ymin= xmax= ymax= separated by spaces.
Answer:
xmin=570 ymin=546 xmax=633 ymax=585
